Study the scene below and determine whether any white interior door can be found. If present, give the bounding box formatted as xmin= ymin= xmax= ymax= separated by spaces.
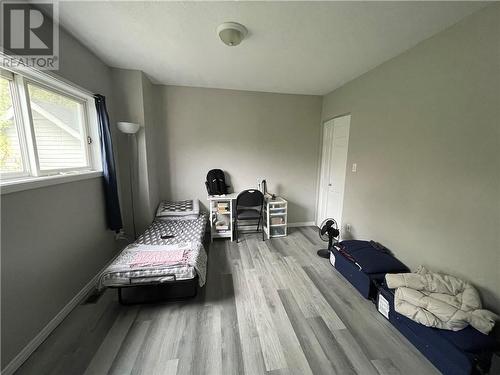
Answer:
xmin=316 ymin=115 xmax=350 ymax=227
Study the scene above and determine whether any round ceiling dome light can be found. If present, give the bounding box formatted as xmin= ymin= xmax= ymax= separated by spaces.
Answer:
xmin=217 ymin=22 xmax=248 ymax=46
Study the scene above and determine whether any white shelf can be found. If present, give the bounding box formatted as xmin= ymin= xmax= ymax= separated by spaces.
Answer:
xmin=263 ymin=196 xmax=288 ymax=239
xmin=208 ymin=195 xmax=235 ymax=242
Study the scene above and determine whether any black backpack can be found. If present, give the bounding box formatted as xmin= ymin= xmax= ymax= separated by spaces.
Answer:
xmin=205 ymin=169 xmax=229 ymax=195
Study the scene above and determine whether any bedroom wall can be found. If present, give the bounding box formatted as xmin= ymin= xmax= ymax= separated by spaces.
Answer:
xmin=110 ymin=69 xmax=162 ymax=234
xmin=0 ymin=29 xmax=120 ymax=369
xmin=158 ymin=86 xmax=322 ymax=223
xmin=141 ymin=74 xmax=163 ymax=222
xmin=110 ymin=68 xmax=148 ymax=235
xmin=321 ymin=5 xmax=500 ymax=313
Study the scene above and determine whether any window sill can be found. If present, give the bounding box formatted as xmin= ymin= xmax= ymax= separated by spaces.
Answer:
xmin=0 ymin=171 xmax=103 ymax=195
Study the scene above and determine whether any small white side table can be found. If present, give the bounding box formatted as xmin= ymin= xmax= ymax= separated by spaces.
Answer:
xmin=207 ymin=193 xmax=238 ymax=242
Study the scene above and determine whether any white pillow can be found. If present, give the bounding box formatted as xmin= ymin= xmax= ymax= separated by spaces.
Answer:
xmin=156 ymin=199 xmax=200 ymax=217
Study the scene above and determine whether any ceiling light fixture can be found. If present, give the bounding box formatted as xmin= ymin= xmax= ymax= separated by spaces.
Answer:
xmin=217 ymin=22 xmax=248 ymax=47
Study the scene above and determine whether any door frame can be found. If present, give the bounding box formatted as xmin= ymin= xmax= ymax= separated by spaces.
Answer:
xmin=315 ymin=113 xmax=351 ymax=227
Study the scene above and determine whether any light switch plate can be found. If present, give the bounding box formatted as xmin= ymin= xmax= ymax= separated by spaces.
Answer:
xmin=352 ymin=163 xmax=357 ymax=172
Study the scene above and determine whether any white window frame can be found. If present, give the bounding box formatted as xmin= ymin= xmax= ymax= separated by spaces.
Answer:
xmin=0 ymin=70 xmax=31 ymax=180
xmin=0 ymin=65 xmax=103 ymax=194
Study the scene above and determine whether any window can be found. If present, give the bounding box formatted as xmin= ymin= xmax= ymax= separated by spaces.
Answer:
xmin=28 ymin=83 xmax=89 ymax=171
xmin=0 ymin=67 xmax=101 ymax=189
xmin=0 ymin=74 xmax=25 ymax=176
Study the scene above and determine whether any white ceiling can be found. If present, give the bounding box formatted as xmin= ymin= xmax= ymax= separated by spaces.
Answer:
xmin=58 ymin=1 xmax=486 ymax=95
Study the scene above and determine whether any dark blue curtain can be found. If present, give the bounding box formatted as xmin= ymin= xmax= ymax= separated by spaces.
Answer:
xmin=95 ymin=94 xmax=123 ymax=232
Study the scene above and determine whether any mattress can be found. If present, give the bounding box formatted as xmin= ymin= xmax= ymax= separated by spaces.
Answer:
xmin=331 ymin=241 xmax=409 ymax=299
xmin=99 ymin=213 xmax=207 ymax=289
xmin=377 ymin=283 xmax=498 ymax=375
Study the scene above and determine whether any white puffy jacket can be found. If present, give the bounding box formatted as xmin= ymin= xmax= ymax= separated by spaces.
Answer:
xmin=385 ymin=266 xmax=498 ymax=334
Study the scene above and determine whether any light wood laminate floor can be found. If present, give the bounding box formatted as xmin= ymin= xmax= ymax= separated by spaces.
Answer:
xmin=16 ymin=227 xmax=440 ymax=375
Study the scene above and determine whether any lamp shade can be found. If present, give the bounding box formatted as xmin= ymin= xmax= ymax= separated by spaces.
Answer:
xmin=117 ymin=122 xmax=141 ymax=134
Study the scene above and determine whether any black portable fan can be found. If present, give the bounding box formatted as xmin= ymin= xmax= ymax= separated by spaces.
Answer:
xmin=317 ymin=218 xmax=340 ymax=258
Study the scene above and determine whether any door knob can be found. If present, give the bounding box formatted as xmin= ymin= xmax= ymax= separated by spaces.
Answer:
xmin=328 ymin=183 xmax=332 ymax=186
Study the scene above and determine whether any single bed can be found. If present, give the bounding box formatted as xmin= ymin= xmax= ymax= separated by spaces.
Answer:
xmin=98 ymin=200 xmax=208 ymax=304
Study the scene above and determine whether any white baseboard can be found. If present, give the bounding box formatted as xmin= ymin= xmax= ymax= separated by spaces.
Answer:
xmin=288 ymin=221 xmax=316 ymax=228
xmin=1 ymin=256 xmax=115 ymax=375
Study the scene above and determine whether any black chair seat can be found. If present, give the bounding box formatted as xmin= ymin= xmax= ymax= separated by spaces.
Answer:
xmin=235 ymin=189 xmax=265 ymax=242
xmin=237 ymin=208 xmax=261 ymax=219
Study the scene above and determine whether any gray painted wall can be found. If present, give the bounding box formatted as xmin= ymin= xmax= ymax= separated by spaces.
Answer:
xmin=141 ymin=74 xmax=162 ymax=223
xmin=1 ymin=30 xmax=120 ymax=368
xmin=111 ymin=69 xmax=162 ymax=235
xmin=110 ymin=69 xmax=147 ymax=236
xmin=158 ymin=86 xmax=322 ymax=223
xmin=322 ymin=5 xmax=500 ymax=313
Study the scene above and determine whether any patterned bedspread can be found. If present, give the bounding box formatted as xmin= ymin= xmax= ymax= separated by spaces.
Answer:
xmin=99 ymin=213 xmax=207 ymax=288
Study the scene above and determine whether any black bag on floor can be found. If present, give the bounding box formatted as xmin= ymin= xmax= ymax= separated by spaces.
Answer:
xmin=205 ymin=169 xmax=229 ymax=195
